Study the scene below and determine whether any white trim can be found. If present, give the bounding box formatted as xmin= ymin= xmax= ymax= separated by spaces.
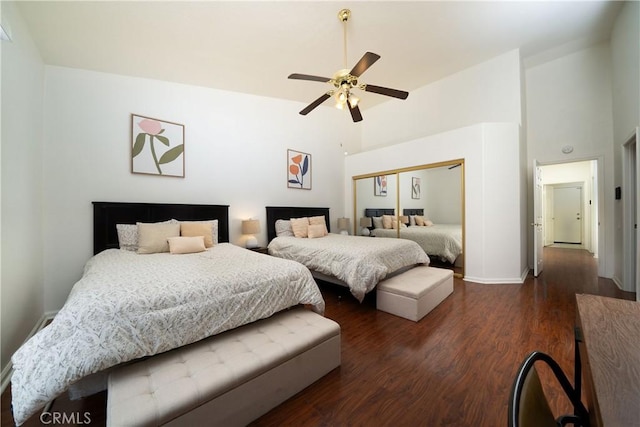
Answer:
xmin=1 ymin=311 xmax=58 ymax=394
xmin=612 ymin=276 xmax=624 ymax=291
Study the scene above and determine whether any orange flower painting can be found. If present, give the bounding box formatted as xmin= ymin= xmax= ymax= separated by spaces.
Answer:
xmin=287 ymin=149 xmax=311 ymax=189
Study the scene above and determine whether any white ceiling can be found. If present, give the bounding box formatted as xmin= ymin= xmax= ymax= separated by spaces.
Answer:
xmin=16 ymin=1 xmax=622 ymax=111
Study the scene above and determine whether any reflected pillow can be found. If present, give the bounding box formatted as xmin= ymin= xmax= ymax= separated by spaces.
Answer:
xmin=382 ymin=215 xmax=394 ymax=229
xmin=372 ymin=216 xmax=383 ymax=229
xmin=415 ymin=216 xmax=425 ymax=226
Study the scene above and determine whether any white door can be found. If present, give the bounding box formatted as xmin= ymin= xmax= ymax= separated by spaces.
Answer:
xmin=533 ymin=164 xmax=544 ymax=277
xmin=553 ymin=186 xmax=582 ymax=244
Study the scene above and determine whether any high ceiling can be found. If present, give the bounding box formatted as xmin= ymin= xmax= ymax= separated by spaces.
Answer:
xmin=16 ymin=1 xmax=622 ymax=110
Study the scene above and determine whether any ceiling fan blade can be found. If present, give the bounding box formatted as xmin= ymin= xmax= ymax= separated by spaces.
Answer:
xmin=288 ymin=73 xmax=331 ymax=83
xmin=299 ymin=93 xmax=331 ymax=115
xmin=350 ymin=52 xmax=381 ymax=77
xmin=349 ymin=104 xmax=363 ymax=122
xmin=364 ymin=84 xmax=409 ymax=100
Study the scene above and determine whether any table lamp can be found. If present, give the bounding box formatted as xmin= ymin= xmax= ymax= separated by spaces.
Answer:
xmin=360 ymin=217 xmax=372 ymax=236
xmin=242 ymin=219 xmax=260 ymax=248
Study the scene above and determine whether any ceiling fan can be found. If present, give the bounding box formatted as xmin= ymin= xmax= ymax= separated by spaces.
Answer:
xmin=288 ymin=9 xmax=409 ymax=123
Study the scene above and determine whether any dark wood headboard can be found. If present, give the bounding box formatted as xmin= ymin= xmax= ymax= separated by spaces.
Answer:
xmin=93 ymin=202 xmax=230 ymax=254
xmin=403 ymin=208 xmax=424 ymax=216
xmin=364 ymin=208 xmax=395 ymax=217
xmin=265 ymin=206 xmax=330 ymax=242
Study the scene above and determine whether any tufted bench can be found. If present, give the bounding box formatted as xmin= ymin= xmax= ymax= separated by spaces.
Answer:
xmin=106 ymin=307 xmax=340 ymax=427
xmin=376 ymin=266 xmax=454 ymax=321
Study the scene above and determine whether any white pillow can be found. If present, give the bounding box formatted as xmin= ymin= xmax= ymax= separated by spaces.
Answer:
xmin=137 ymin=222 xmax=181 ymax=254
xmin=275 ymin=219 xmax=294 ymax=237
xmin=372 ymin=216 xmax=383 ymax=229
xmin=116 ymin=224 xmax=138 ymax=251
xmin=168 ymin=236 xmax=206 ymax=254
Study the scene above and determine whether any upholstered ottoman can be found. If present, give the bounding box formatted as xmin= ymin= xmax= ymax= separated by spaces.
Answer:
xmin=376 ymin=266 xmax=454 ymax=321
xmin=107 ymin=307 xmax=340 ymax=427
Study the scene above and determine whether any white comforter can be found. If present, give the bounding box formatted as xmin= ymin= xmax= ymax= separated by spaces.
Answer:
xmin=268 ymin=234 xmax=429 ymax=302
xmin=11 ymin=244 xmax=324 ymax=425
xmin=373 ymin=224 xmax=462 ymax=263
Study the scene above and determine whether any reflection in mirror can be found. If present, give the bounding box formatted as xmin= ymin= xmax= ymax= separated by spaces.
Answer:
xmin=398 ymin=165 xmax=464 ymax=276
xmin=353 ymin=160 xmax=464 ymax=277
xmin=354 ymin=174 xmax=397 ymax=237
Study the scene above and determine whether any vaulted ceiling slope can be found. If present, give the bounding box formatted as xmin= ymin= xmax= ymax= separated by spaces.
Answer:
xmin=16 ymin=1 xmax=622 ymax=109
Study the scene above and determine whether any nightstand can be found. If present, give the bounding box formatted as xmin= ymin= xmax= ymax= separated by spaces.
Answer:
xmin=248 ymin=247 xmax=269 ymax=254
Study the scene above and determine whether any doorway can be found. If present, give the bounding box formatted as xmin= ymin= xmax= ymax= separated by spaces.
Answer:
xmin=551 ymin=183 xmax=583 ymax=245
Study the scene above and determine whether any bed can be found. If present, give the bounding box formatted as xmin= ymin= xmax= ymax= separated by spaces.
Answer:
xmin=11 ymin=202 xmax=324 ymax=426
xmin=266 ymin=206 xmax=429 ymax=302
xmin=366 ymin=208 xmax=463 ymax=264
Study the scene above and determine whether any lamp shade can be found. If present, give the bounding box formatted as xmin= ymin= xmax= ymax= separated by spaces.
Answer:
xmin=337 ymin=217 xmax=350 ymax=231
xmin=360 ymin=217 xmax=372 ymax=227
xmin=242 ymin=219 xmax=260 ymax=235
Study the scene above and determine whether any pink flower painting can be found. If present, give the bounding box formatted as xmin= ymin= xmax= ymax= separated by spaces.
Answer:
xmin=131 ymin=114 xmax=184 ymax=177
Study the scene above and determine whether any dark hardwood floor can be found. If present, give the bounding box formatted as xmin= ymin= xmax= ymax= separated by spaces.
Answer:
xmin=2 ymin=247 xmax=634 ymax=426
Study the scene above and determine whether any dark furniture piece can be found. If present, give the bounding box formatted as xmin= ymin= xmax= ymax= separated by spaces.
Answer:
xmin=93 ymin=201 xmax=229 ymax=254
xmin=403 ymin=208 xmax=424 ymax=216
xmin=509 ymin=351 xmax=589 ymax=427
xmin=248 ymin=247 xmax=269 ymax=255
xmin=265 ymin=206 xmax=330 ymax=242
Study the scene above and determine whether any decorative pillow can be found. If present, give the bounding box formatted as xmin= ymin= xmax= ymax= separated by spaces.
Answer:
xmin=308 ymin=224 xmax=326 ymax=239
xmin=415 ymin=215 xmax=425 ymax=226
xmin=372 ymin=216 xmax=383 ymax=229
xmin=290 ymin=217 xmax=309 ymax=238
xmin=180 ymin=221 xmax=214 ymax=247
xmin=116 ymin=224 xmax=138 ymax=251
xmin=137 ymin=222 xmax=181 ymax=254
xmin=308 ymin=216 xmax=328 ymax=236
xmin=425 ymin=219 xmax=434 ymax=226
xmin=275 ymin=219 xmax=294 ymax=237
xmin=409 ymin=215 xmax=416 ymax=226
xmin=168 ymin=236 xmax=206 ymax=254
xmin=382 ymin=215 xmax=394 ymax=229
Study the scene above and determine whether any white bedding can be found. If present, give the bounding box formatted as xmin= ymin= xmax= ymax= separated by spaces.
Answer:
xmin=268 ymin=234 xmax=429 ymax=302
xmin=372 ymin=224 xmax=462 ymax=263
xmin=11 ymin=244 xmax=324 ymax=425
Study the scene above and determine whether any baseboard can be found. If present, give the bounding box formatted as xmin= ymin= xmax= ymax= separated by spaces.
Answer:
xmin=462 ymin=275 xmax=526 ymax=285
xmin=612 ymin=276 xmax=625 ymax=292
xmin=1 ymin=310 xmax=58 ymax=394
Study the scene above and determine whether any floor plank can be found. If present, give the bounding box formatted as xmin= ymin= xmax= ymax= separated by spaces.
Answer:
xmin=2 ymin=247 xmax=634 ymax=426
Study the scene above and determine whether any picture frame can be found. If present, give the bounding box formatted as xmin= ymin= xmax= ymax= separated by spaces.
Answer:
xmin=287 ymin=149 xmax=311 ymax=190
xmin=412 ymin=177 xmax=421 ymax=199
xmin=131 ymin=114 xmax=185 ymax=177
xmin=374 ymin=175 xmax=387 ymax=196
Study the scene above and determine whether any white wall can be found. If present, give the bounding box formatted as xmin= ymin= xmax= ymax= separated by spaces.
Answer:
xmin=525 ymin=43 xmax=615 ymax=278
xmin=399 ymin=167 xmax=461 ymax=224
xmin=346 ymin=123 xmax=526 ymax=284
xmin=361 ymin=50 xmax=522 ymax=150
xmin=610 ymin=1 xmax=640 ymax=290
xmin=0 ymin=1 xmax=45 ymax=371
xmin=41 ymin=66 xmax=357 ymax=311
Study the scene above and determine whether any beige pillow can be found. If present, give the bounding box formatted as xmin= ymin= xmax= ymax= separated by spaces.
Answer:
xmin=425 ymin=219 xmax=434 ymax=226
xmin=308 ymin=216 xmax=328 ymax=236
xmin=137 ymin=222 xmax=180 ymax=254
xmin=168 ymin=236 xmax=206 ymax=254
xmin=308 ymin=224 xmax=326 ymax=239
xmin=290 ymin=217 xmax=309 ymax=238
xmin=415 ymin=215 xmax=425 ymax=226
xmin=181 ymin=221 xmax=214 ymax=247
xmin=382 ymin=215 xmax=393 ymax=229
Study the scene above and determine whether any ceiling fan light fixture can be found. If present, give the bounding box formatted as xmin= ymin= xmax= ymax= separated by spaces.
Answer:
xmin=348 ymin=94 xmax=359 ymax=108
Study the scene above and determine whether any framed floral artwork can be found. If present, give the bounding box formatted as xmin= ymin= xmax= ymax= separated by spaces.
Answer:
xmin=412 ymin=177 xmax=421 ymax=199
xmin=131 ymin=114 xmax=185 ymax=177
xmin=374 ymin=175 xmax=387 ymax=196
xmin=287 ymin=149 xmax=311 ymax=190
